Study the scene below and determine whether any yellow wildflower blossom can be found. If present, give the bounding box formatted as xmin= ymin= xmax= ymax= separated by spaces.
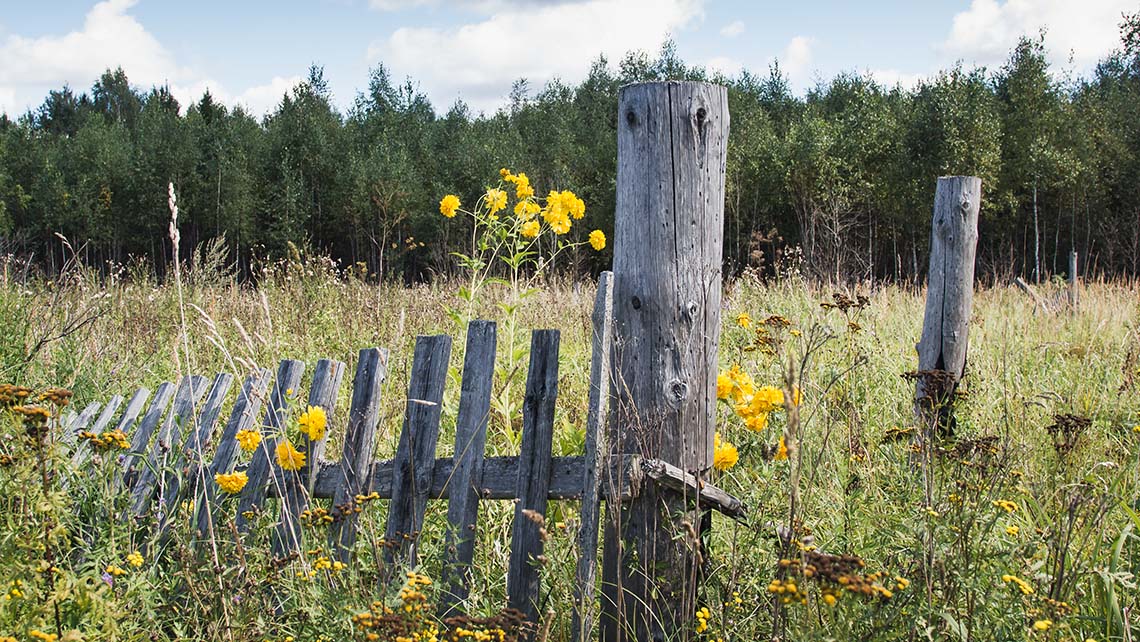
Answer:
xmin=520 ymin=220 xmax=540 ymax=238
xmin=298 ymin=405 xmax=328 ymax=442
xmin=716 ymin=373 xmax=734 ymax=400
xmin=215 ymin=471 xmax=249 ymax=494
xmin=713 ymin=432 xmax=738 ymax=471
xmin=774 ymin=435 xmax=789 ymax=461
xmin=105 ymin=564 xmax=127 ymax=577
xmin=439 ymin=194 xmax=460 ymax=218
xmin=589 ymin=229 xmax=606 ymax=251
xmin=236 ymin=429 xmax=261 ymax=452
xmin=1002 ymin=574 xmax=1034 ymax=595
xmin=276 ymin=440 xmax=307 ymax=471
xmin=744 ymin=412 xmax=769 ymax=432
xmin=737 ymin=312 xmax=752 ymax=328
xmin=29 ymin=631 xmax=57 ymax=642
xmin=485 ymin=188 xmax=507 ymax=215
xmin=513 ymin=172 xmax=534 ymax=199
xmin=992 ymin=499 xmax=1018 ymax=513
xmin=126 ymin=551 xmax=144 ymax=567
xmin=1006 ymin=525 xmax=1020 ymax=536
xmin=1033 ymin=619 xmax=1052 ymax=631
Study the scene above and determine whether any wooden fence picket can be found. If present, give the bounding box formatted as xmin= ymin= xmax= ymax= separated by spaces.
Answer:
xmin=329 ymin=348 xmax=388 ymax=562
xmin=130 ymin=375 xmax=208 ymax=518
xmin=194 ymin=368 xmax=271 ymax=540
xmin=384 ymin=334 xmax=452 ymax=568
xmin=118 ymin=382 xmax=174 ymax=492
xmin=236 ymin=360 xmax=305 ymax=533
xmin=272 ymin=358 xmax=346 ymax=559
xmin=507 ymin=329 xmax=560 ymax=628
xmin=439 ymin=320 xmax=497 ymax=617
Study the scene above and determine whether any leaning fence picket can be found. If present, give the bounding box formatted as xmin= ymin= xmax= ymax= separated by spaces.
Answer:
xmin=194 ymin=368 xmax=271 ymax=540
xmin=118 ymin=382 xmax=175 ymax=492
xmin=130 ymin=375 xmax=208 ymax=518
xmin=507 ymin=329 xmax=560 ymax=627
xmin=439 ymin=320 xmax=497 ymax=617
xmin=271 ymin=358 xmax=346 ymax=559
xmin=329 ymin=348 xmax=388 ymax=562
xmin=384 ymin=334 xmax=452 ymax=568
xmin=237 ymin=360 xmax=305 ymax=533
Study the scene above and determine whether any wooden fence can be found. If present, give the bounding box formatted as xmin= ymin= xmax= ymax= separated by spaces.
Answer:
xmin=62 ymin=271 xmax=743 ymax=640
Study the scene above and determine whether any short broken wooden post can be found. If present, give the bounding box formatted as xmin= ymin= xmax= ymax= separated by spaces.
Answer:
xmin=914 ymin=176 xmax=981 ymax=437
xmin=601 ymin=80 xmax=729 ymax=642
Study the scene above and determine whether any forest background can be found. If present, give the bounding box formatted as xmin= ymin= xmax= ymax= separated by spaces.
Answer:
xmin=3 ymin=15 xmax=1140 ymax=284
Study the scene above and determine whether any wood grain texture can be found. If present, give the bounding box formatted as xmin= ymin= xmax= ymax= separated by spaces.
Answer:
xmin=113 ymin=388 xmax=151 ymax=436
xmin=118 ymin=382 xmax=175 ymax=492
xmin=384 ymin=335 xmax=452 ymax=567
xmin=130 ymin=375 xmax=209 ymax=519
xmin=440 ymin=321 xmax=496 ymax=617
xmin=272 ymin=359 xmax=346 ymax=559
xmin=571 ymin=272 xmax=614 ymax=642
xmin=328 ymin=348 xmax=388 ymax=563
xmin=236 ymin=360 xmax=305 ymax=533
xmin=603 ymin=80 xmax=729 ymax=642
xmin=915 ymin=176 xmax=981 ymax=424
xmin=507 ymin=330 xmax=560 ymax=628
xmin=195 ymin=369 xmax=271 ymax=540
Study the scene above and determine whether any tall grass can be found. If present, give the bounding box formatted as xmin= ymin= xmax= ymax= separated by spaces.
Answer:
xmin=0 ymin=253 xmax=1137 ymax=641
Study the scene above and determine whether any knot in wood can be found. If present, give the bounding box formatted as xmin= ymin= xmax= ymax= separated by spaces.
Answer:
xmin=696 ymin=107 xmax=706 ymax=122
xmin=631 ymin=295 xmax=642 ymax=310
xmin=625 ymin=109 xmax=637 ymax=127
xmin=683 ymin=300 xmax=699 ymax=322
xmin=666 ymin=379 xmax=688 ymax=408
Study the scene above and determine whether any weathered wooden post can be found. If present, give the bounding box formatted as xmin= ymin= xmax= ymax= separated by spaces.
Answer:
xmin=1068 ymin=250 xmax=1079 ymax=309
xmin=601 ymin=81 xmax=728 ymax=642
xmin=914 ymin=176 xmax=981 ymax=435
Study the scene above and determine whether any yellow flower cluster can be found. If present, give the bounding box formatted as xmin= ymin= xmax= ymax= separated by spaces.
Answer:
xmin=589 ymin=229 xmax=606 ymax=251
xmin=439 ymin=194 xmax=460 ymax=218
xmin=215 ymin=471 xmax=249 ymax=494
xmin=79 ymin=429 xmax=130 ymax=450
xmin=1002 ymin=574 xmax=1035 ymax=595
xmin=713 ymin=432 xmax=738 ymax=471
xmin=29 ymin=632 xmax=57 ymax=642
xmin=298 ymin=405 xmax=328 ymax=441
xmin=276 ymin=440 xmax=306 ymax=471
xmin=126 ymin=551 xmax=144 ymax=567
xmin=993 ymin=499 xmax=1018 ymax=513
xmin=236 ymin=429 xmax=261 ymax=452
xmin=695 ymin=606 xmax=711 ymax=633
xmin=105 ymin=564 xmax=128 ymax=577
xmin=767 ymin=577 xmax=807 ymax=604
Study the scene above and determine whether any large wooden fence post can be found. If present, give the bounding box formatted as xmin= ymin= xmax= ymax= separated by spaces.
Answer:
xmin=914 ymin=176 xmax=981 ymax=435
xmin=601 ymin=81 xmax=728 ymax=642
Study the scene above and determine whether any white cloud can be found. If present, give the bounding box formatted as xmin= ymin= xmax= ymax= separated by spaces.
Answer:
xmin=941 ymin=0 xmax=1132 ymax=70
xmin=720 ymin=20 xmax=744 ymax=38
xmin=780 ymin=35 xmax=815 ymax=82
xmin=705 ymin=56 xmax=742 ymax=77
xmin=234 ymin=76 xmax=305 ymax=117
xmin=366 ymin=0 xmax=704 ymax=113
xmin=867 ymin=68 xmax=925 ymax=90
xmin=0 ymin=0 xmax=301 ymax=118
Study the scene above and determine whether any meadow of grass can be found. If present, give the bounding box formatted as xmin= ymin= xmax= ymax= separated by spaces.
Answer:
xmin=1 ymin=250 xmax=1138 ymax=641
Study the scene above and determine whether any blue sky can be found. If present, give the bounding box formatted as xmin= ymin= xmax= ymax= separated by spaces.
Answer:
xmin=0 ymin=0 xmax=1132 ymax=119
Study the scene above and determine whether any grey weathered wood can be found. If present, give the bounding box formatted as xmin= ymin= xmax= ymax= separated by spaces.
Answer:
xmin=1069 ymin=250 xmax=1079 ymax=309
xmin=328 ymin=348 xmax=388 ymax=562
xmin=195 ymin=368 xmax=271 ymax=539
xmin=638 ymin=458 xmax=745 ymax=519
xmin=68 ymin=402 xmax=102 ymax=442
xmin=440 ymin=321 xmax=497 ymax=617
xmin=130 ymin=375 xmax=209 ymax=518
xmin=118 ymin=382 xmax=175 ymax=492
xmin=71 ymin=395 xmax=122 ymax=468
xmin=1014 ymin=277 xmax=1050 ymax=313
xmin=271 ymin=359 xmax=345 ymax=559
xmin=603 ymin=80 xmax=729 ymax=642
xmin=305 ymin=454 xmax=637 ymax=502
xmin=507 ymin=329 xmax=560 ymax=627
xmin=157 ymin=373 xmax=233 ymax=535
xmin=384 ymin=334 xmax=452 ymax=567
xmin=915 ymin=176 xmax=981 ymax=430
xmin=114 ymin=388 xmax=151 ymax=436
xmin=236 ymin=360 xmax=305 ymax=533
xmin=572 ymin=271 xmax=614 ymax=642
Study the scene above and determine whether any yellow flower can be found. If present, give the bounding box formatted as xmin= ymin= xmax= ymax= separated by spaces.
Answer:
xmin=713 ymin=432 xmax=739 ymax=471
xmin=1002 ymin=574 xmax=1034 ymax=595
xmin=1006 ymin=525 xmax=1020 ymax=536
xmin=439 ymin=194 xmax=460 ymax=218
xmin=589 ymin=229 xmax=606 ymax=251
xmin=774 ymin=435 xmax=789 ymax=461
xmin=513 ymin=172 xmax=534 ymax=199
xmin=29 ymin=631 xmax=57 ymax=642
xmin=276 ymin=440 xmax=307 ymax=471
xmin=215 ymin=471 xmax=249 ymax=494
xmin=520 ymin=220 xmax=540 ymax=238
xmin=298 ymin=405 xmax=328 ymax=442
xmin=744 ymin=411 xmax=769 ymax=432
xmin=1032 ymin=619 xmax=1052 ymax=631
xmin=105 ymin=564 xmax=127 ymax=577
xmin=549 ymin=212 xmax=571 ymax=235
xmin=560 ymin=190 xmax=585 ymax=219
xmin=499 ymin=167 xmax=511 ymax=179
xmin=236 ymin=429 xmax=261 ymax=452
xmin=545 ymin=190 xmax=565 ymax=218
xmin=822 ymin=593 xmax=838 ymax=606
xmin=736 ymin=312 xmax=752 ymax=328
xmin=992 ymin=499 xmax=1018 ymax=513
xmin=485 ymin=188 xmax=507 ymax=215
xmin=126 ymin=551 xmax=144 ymax=567
xmin=716 ymin=373 xmax=733 ymax=400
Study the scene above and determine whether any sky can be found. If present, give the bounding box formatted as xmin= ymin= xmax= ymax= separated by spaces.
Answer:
xmin=0 ymin=0 xmax=1134 ymax=119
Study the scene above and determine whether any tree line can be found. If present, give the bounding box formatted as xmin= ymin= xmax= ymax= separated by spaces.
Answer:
xmin=2 ymin=18 xmax=1140 ymax=283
